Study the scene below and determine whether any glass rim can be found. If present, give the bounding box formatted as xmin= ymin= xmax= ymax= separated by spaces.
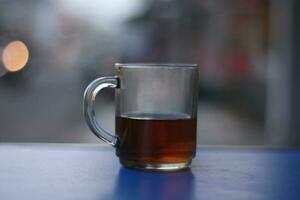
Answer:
xmin=115 ymin=63 xmax=198 ymax=68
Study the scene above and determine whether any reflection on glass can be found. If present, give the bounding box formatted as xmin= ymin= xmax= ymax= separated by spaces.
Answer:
xmin=2 ymin=40 xmax=29 ymax=72
xmin=111 ymin=168 xmax=195 ymax=200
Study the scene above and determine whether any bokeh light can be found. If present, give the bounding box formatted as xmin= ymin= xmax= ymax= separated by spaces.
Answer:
xmin=2 ymin=40 xmax=29 ymax=72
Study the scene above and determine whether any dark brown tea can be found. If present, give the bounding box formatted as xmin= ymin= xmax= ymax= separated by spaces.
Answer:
xmin=116 ymin=113 xmax=196 ymax=164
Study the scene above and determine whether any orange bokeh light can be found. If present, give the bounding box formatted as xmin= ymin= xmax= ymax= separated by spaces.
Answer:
xmin=2 ymin=40 xmax=29 ymax=72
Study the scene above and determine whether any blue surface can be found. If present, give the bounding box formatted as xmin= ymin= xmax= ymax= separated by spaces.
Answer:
xmin=0 ymin=144 xmax=299 ymax=200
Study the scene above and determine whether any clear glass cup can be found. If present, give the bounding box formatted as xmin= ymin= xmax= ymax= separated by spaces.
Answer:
xmin=83 ymin=63 xmax=198 ymax=171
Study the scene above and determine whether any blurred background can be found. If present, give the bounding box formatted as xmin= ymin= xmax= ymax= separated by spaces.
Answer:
xmin=0 ymin=0 xmax=299 ymax=146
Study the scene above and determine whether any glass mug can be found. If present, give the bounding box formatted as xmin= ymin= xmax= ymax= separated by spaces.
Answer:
xmin=83 ymin=63 xmax=198 ymax=171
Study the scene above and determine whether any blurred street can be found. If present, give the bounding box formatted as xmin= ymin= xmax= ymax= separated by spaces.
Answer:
xmin=1 ymin=0 xmax=299 ymax=146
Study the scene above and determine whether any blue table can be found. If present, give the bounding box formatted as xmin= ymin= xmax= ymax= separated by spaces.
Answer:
xmin=0 ymin=144 xmax=299 ymax=200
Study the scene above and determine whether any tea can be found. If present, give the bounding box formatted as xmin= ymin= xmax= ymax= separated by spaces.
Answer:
xmin=116 ymin=113 xmax=196 ymax=165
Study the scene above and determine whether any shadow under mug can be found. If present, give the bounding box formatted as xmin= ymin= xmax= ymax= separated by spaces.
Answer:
xmin=83 ymin=63 xmax=198 ymax=171
xmin=111 ymin=168 xmax=195 ymax=200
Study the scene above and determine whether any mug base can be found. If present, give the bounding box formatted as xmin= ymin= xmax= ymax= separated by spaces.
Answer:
xmin=120 ymin=159 xmax=191 ymax=172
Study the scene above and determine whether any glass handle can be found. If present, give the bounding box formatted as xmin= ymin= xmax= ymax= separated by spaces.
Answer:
xmin=83 ymin=76 xmax=119 ymax=147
